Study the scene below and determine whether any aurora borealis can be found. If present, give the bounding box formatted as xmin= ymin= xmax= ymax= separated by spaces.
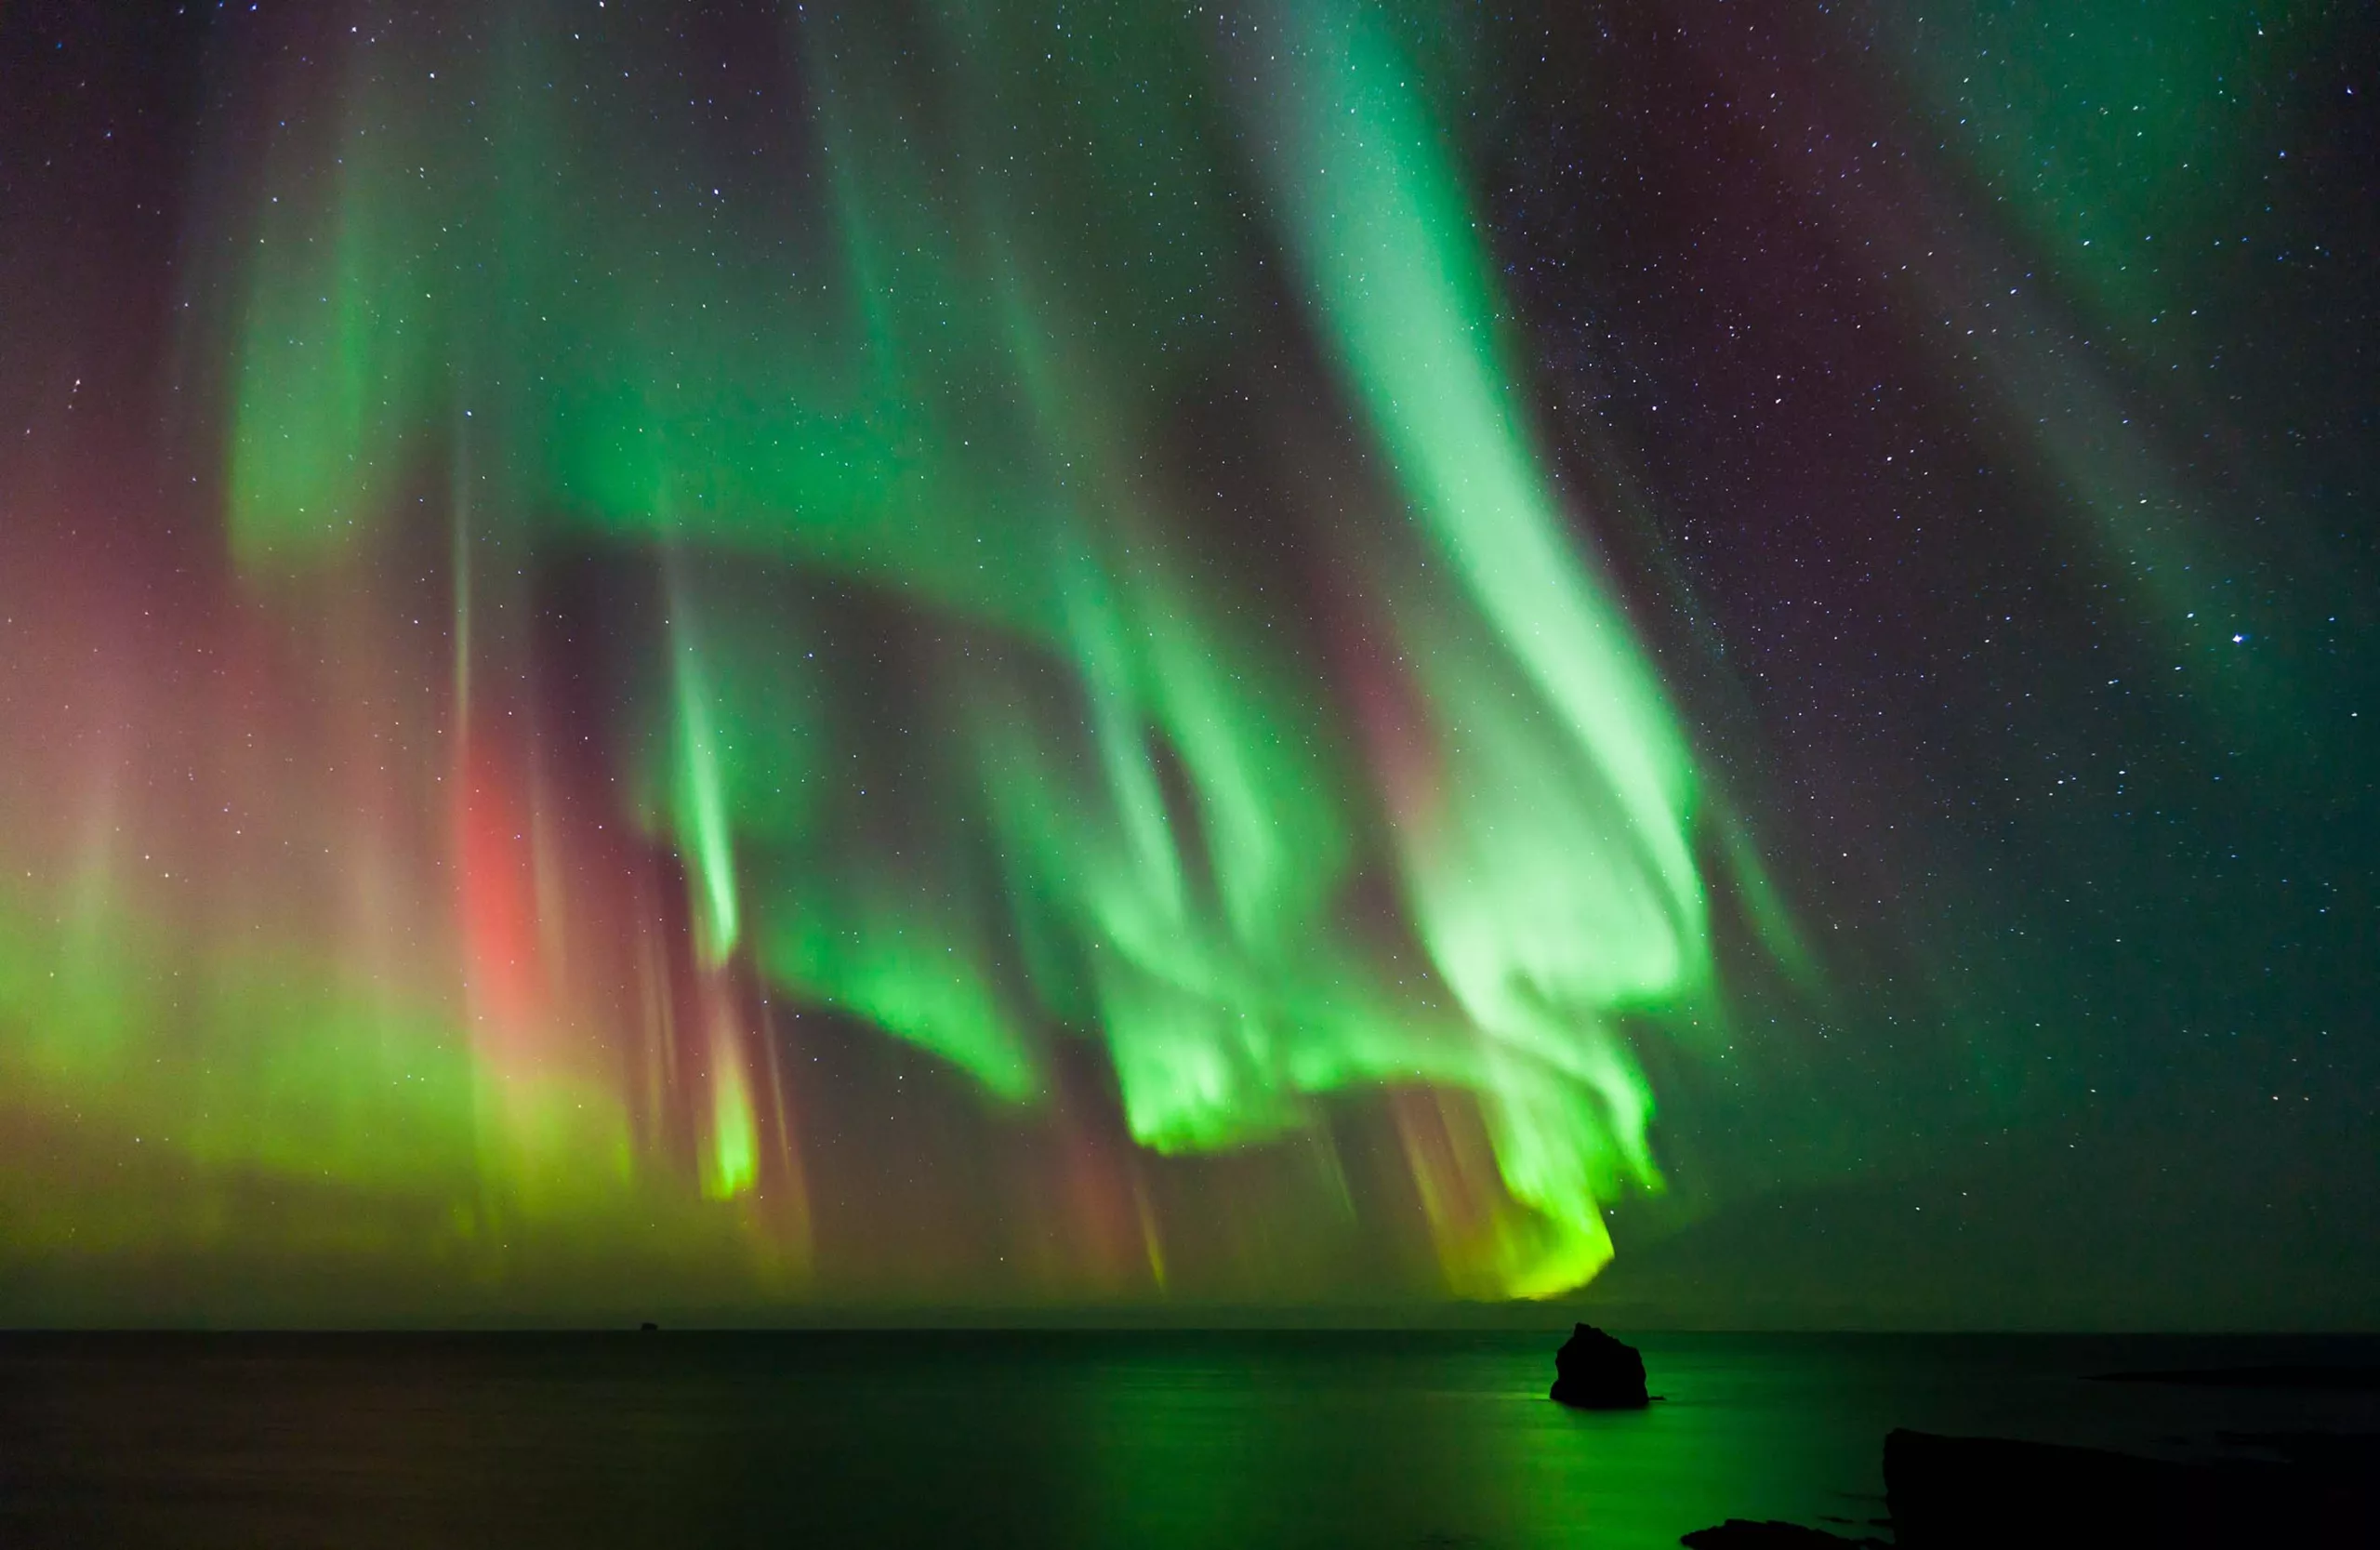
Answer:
xmin=3 ymin=0 xmax=2374 ymax=1325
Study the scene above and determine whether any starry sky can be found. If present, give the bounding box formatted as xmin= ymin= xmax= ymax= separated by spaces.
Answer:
xmin=0 ymin=0 xmax=2373 ymax=1328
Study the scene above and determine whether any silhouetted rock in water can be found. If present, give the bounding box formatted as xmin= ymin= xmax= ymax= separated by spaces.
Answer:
xmin=1679 ymin=1519 xmax=1884 ymax=1548
xmin=1687 ymin=1429 xmax=2380 ymax=1547
xmin=1883 ymin=1427 xmax=2380 ymax=1548
xmin=639 ymin=1321 xmax=660 ymax=1333
xmin=2224 ymin=1430 xmax=2380 ymax=1469
xmin=1548 ymin=1322 xmax=1648 ymax=1409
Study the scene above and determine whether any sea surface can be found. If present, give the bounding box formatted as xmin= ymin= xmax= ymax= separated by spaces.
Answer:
xmin=0 ymin=1330 xmax=2373 ymax=1548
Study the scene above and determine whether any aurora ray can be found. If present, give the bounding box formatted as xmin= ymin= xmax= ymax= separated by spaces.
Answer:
xmin=11 ymin=0 xmax=2349 ymax=1326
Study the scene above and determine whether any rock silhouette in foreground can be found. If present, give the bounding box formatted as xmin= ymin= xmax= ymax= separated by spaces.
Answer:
xmin=1679 ymin=1519 xmax=1883 ymax=1548
xmin=1683 ymin=1427 xmax=2380 ymax=1546
xmin=1548 ymin=1322 xmax=1648 ymax=1409
xmin=1883 ymin=1427 xmax=2380 ymax=1548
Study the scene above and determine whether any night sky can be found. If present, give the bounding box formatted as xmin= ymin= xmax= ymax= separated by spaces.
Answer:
xmin=1 ymin=0 xmax=2373 ymax=1328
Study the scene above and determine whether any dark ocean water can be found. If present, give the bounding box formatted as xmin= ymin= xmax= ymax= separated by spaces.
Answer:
xmin=0 ymin=1331 xmax=2373 ymax=1548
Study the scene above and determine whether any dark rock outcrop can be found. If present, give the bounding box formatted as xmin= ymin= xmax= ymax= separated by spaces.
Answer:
xmin=1679 ymin=1519 xmax=1884 ymax=1548
xmin=1884 ymin=1427 xmax=2380 ymax=1548
xmin=1686 ymin=1428 xmax=2380 ymax=1547
xmin=1548 ymin=1322 xmax=1648 ymax=1410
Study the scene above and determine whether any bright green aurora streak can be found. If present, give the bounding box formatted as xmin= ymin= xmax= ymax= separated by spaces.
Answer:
xmin=5 ymin=0 xmax=1775 ymax=1307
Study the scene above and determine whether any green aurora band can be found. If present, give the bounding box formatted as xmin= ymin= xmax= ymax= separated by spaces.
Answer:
xmin=0 ymin=0 xmax=1798 ymax=1309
